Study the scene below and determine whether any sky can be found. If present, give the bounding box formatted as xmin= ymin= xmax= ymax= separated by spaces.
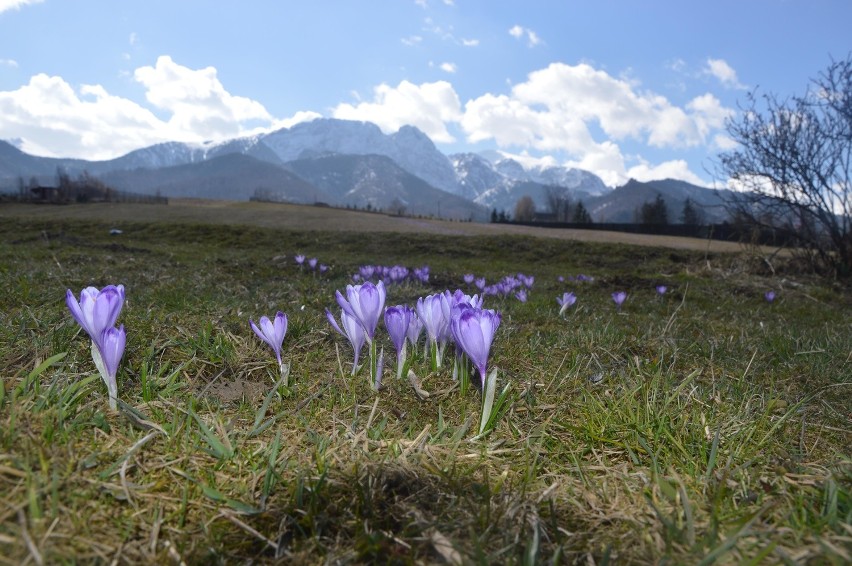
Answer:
xmin=1 ymin=0 xmax=850 ymax=187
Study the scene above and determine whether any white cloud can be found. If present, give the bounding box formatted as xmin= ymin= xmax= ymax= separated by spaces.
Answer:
xmin=461 ymin=38 xmax=479 ymax=47
xmin=332 ymin=79 xmax=461 ymax=143
xmin=0 ymin=57 xmax=306 ymax=159
xmin=713 ymin=133 xmax=738 ymax=151
xmin=686 ymin=93 xmax=733 ymax=139
xmin=627 ymin=159 xmax=708 ymax=186
xmin=0 ymin=58 xmax=18 ymax=67
xmin=129 ymin=32 xmax=138 ymax=46
xmin=666 ymin=58 xmax=686 ymax=72
xmin=494 ymin=150 xmax=559 ymax=170
xmin=0 ymin=73 xmax=173 ymax=159
xmin=133 ymin=55 xmax=272 ymax=140
xmin=467 ymin=63 xmax=723 ymax=149
xmin=0 ymin=0 xmax=42 ymax=14
xmin=460 ymin=62 xmax=729 ymax=185
xmin=401 ymin=35 xmax=422 ymax=46
xmin=704 ymin=58 xmax=747 ymax=89
xmin=269 ymin=110 xmax=322 ymax=131
xmin=508 ymin=25 xmax=541 ymax=47
xmin=439 ymin=62 xmax=457 ymax=73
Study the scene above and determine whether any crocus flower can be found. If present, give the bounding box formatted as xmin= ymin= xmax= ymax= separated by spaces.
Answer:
xmin=319 ymin=264 xmax=329 ymax=274
xmin=463 ymin=273 xmax=475 ymax=285
xmin=384 ymin=305 xmax=412 ymax=378
xmin=416 ymin=293 xmax=452 ymax=369
xmin=336 ymin=281 xmax=386 ymax=390
xmin=612 ymin=291 xmax=627 ymax=310
xmin=515 ymin=289 xmax=527 ymax=303
xmin=308 ymin=258 xmax=318 ymax=269
xmin=451 ymin=307 xmax=501 ymax=389
xmin=335 ymin=281 xmax=386 ymax=342
xmin=65 ymin=285 xmax=125 ymax=351
xmin=475 ymin=277 xmax=486 ymax=291
xmin=407 ymin=312 xmax=424 ymax=349
xmin=250 ymin=312 xmax=288 ymax=379
xmin=765 ymin=290 xmax=776 ymax=302
xmin=94 ymin=325 xmax=126 ymax=410
xmin=557 ymin=292 xmax=577 ymax=315
xmin=450 ymin=289 xmax=483 ymax=309
xmin=327 ymin=308 xmax=366 ymax=374
xmin=66 ymin=285 xmax=127 ymax=410
xmin=413 ymin=266 xmax=430 ymax=283
xmin=295 ymin=254 xmax=305 ymax=265
xmin=656 ymin=285 xmax=668 ymax=295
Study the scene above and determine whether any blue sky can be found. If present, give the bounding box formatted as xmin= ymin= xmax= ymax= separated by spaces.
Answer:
xmin=1 ymin=0 xmax=849 ymax=187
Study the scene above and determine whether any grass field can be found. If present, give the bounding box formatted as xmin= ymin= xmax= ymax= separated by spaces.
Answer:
xmin=0 ymin=201 xmax=849 ymax=564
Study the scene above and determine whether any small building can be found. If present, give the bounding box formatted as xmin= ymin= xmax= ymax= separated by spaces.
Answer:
xmin=30 ymin=186 xmax=61 ymax=202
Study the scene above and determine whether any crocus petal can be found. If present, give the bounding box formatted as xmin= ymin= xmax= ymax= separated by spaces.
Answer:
xmin=273 ymin=312 xmax=288 ymax=344
xmin=259 ymin=316 xmax=277 ymax=344
xmin=326 ymin=308 xmax=345 ymax=336
xmin=451 ymin=307 xmax=500 ymax=381
xmin=384 ymin=305 xmax=411 ymax=353
xmin=100 ymin=325 xmax=126 ymax=380
xmin=338 ymin=281 xmax=386 ymax=340
xmin=66 ymin=285 xmax=126 ymax=349
xmin=66 ymin=289 xmax=88 ymax=332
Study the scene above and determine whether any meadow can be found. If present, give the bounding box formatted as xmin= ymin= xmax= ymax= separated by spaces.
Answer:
xmin=0 ymin=202 xmax=849 ymax=564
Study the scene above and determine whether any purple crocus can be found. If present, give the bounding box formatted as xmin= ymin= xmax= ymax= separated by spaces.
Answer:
xmin=765 ymin=290 xmax=776 ymax=302
xmin=656 ymin=285 xmax=668 ymax=295
xmin=384 ymin=305 xmax=412 ymax=378
xmin=295 ymin=254 xmax=305 ymax=266
xmin=65 ymin=285 xmax=125 ymax=350
xmin=250 ymin=312 xmax=289 ymax=379
xmin=474 ymin=277 xmax=486 ymax=291
xmin=557 ymin=292 xmax=577 ymax=315
xmin=612 ymin=291 xmax=628 ymax=310
xmin=335 ymin=281 xmax=386 ymax=342
xmin=413 ymin=266 xmax=430 ymax=283
xmin=416 ymin=292 xmax=452 ymax=369
xmin=66 ymin=285 xmax=127 ymax=410
xmin=308 ymin=258 xmax=318 ymax=270
xmin=515 ymin=289 xmax=527 ymax=303
xmin=319 ymin=264 xmax=329 ymax=274
xmin=407 ymin=312 xmax=424 ymax=350
xmin=96 ymin=325 xmax=126 ymax=410
xmin=336 ymin=281 xmax=386 ymax=389
xmin=450 ymin=289 xmax=483 ymax=309
xmin=451 ymin=307 xmax=501 ymax=389
xmin=326 ymin=308 xmax=366 ymax=374
xmin=463 ymin=273 xmax=475 ymax=285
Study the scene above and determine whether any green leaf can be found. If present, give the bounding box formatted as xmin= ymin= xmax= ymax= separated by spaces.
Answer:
xmin=16 ymin=352 xmax=67 ymax=396
xmin=190 ymin=408 xmax=234 ymax=460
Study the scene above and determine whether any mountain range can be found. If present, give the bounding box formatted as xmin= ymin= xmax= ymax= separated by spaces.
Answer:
xmin=0 ymin=118 xmax=734 ymax=223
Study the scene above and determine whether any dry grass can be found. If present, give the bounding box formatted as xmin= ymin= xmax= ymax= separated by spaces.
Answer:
xmin=0 ymin=199 xmax=774 ymax=253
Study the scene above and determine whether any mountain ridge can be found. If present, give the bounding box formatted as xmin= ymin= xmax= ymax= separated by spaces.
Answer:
xmin=1 ymin=118 xmax=732 ymax=222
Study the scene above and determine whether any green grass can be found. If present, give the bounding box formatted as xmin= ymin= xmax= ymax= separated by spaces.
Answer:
xmin=0 ymin=213 xmax=850 ymax=564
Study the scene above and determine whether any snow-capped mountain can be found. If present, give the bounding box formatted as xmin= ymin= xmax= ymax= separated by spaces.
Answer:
xmin=260 ymin=119 xmax=460 ymax=194
xmin=450 ymin=153 xmax=508 ymax=201
xmin=449 ymin=152 xmax=610 ymax=213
